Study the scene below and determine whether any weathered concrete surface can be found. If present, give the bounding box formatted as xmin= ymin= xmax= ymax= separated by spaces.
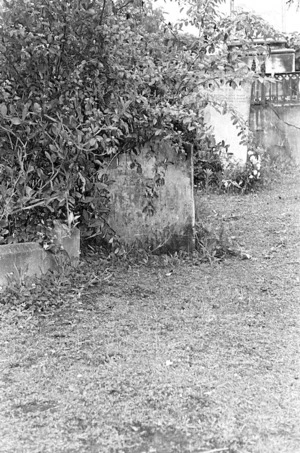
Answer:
xmin=250 ymin=104 xmax=300 ymax=165
xmin=244 ymin=49 xmax=295 ymax=74
xmin=0 ymin=227 xmax=80 ymax=288
xmin=266 ymin=49 xmax=295 ymax=74
xmin=230 ymin=39 xmax=295 ymax=75
xmin=204 ymin=81 xmax=252 ymax=166
xmin=0 ymin=243 xmax=54 ymax=288
xmin=107 ymin=141 xmax=195 ymax=253
xmin=53 ymin=223 xmax=80 ymax=265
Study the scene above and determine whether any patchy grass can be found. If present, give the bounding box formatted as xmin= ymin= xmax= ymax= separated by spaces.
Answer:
xmin=0 ymin=171 xmax=300 ymax=453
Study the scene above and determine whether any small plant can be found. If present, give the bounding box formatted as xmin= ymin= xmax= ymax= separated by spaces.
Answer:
xmin=194 ymin=139 xmax=225 ymax=190
xmin=221 ymin=149 xmax=262 ymax=193
xmin=224 ymin=147 xmax=262 ymax=192
xmin=195 ymin=141 xmax=265 ymax=194
xmin=194 ymin=221 xmax=245 ymax=263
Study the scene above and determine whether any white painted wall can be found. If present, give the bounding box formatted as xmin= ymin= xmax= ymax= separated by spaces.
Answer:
xmin=204 ymin=82 xmax=252 ymax=166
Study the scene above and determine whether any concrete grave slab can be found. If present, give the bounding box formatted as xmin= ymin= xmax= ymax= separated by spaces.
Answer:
xmin=107 ymin=141 xmax=195 ymax=253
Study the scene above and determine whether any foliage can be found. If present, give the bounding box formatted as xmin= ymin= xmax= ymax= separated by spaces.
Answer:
xmin=286 ymin=0 xmax=300 ymax=8
xmin=193 ymin=138 xmax=225 ymax=190
xmin=194 ymin=141 xmax=263 ymax=193
xmin=194 ymin=138 xmax=296 ymax=195
xmin=286 ymin=30 xmax=300 ymax=48
xmin=0 ymin=0 xmax=281 ymax=247
xmin=221 ymin=148 xmax=262 ymax=193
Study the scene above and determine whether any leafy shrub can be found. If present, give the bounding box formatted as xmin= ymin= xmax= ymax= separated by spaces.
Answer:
xmin=193 ymin=138 xmax=225 ymax=190
xmin=194 ymin=142 xmax=263 ymax=193
xmin=0 ymin=0 xmax=280 ymax=248
xmin=0 ymin=0 xmax=224 ymax=246
xmin=221 ymin=148 xmax=262 ymax=193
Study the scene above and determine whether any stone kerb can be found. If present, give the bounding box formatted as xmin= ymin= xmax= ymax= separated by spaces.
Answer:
xmin=0 ymin=243 xmax=54 ymax=289
xmin=0 ymin=227 xmax=80 ymax=289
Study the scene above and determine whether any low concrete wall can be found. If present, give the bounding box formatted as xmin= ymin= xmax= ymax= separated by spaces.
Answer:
xmin=0 ymin=227 xmax=80 ymax=289
xmin=250 ymin=104 xmax=300 ymax=164
xmin=107 ymin=141 xmax=195 ymax=253
xmin=0 ymin=243 xmax=54 ymax=288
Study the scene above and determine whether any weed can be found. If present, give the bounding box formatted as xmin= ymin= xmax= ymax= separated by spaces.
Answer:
xmin=194 ymin=221 xmax=247 ymax=263
xmin=194 ymin=143 xmax=295 ymax=194
xmin=194 ymin=140 xmax=225 ymax=190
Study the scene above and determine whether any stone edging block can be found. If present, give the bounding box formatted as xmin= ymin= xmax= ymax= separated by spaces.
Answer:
xmin=0 ymin=243 xmax=55 ymax=289
xmin=0 ymin=228 xmax=80 ymax=289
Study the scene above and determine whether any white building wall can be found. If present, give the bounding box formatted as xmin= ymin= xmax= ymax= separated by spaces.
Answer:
xmin=204 ymin=81 xmax=252 ymax=166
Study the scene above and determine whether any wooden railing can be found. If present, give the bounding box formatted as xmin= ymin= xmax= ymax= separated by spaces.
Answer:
xmin=251 ymin=72 xmax=300 ymax=105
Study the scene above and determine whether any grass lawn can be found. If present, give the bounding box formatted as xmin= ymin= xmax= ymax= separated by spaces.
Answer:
xmin=0 ymin=171 xmax=300 ymax=453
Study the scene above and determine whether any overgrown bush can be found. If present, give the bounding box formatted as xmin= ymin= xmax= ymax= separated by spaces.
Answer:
xmin=221 ymin=147 xmax=262 ymax=192
xmin=194 ymin=141 xmax=263 ymax=193
xmin=193 ymin=138 xmax=225 ymax=190
xmin=0 ymin=0 xmax=280 ymax=248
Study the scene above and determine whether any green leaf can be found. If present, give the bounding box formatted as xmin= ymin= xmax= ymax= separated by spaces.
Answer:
xmin=22 ymin=104 xmax=29 ymax=120
xmin=33 ymin=102 xmax=41 ymax=113
xmin=0 ymin=104 xmax=7 ymax=117
xmin=45 ymin=151 xmax=52 ymax=162
xmin=89 ymin=138 xmax=97 ymax=147
xmin=10 ymin=117 xmax=21 ymax=125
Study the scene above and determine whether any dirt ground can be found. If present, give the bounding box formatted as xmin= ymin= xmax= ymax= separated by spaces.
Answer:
xmin=0 ymin=171 xmax=300 ymax=453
